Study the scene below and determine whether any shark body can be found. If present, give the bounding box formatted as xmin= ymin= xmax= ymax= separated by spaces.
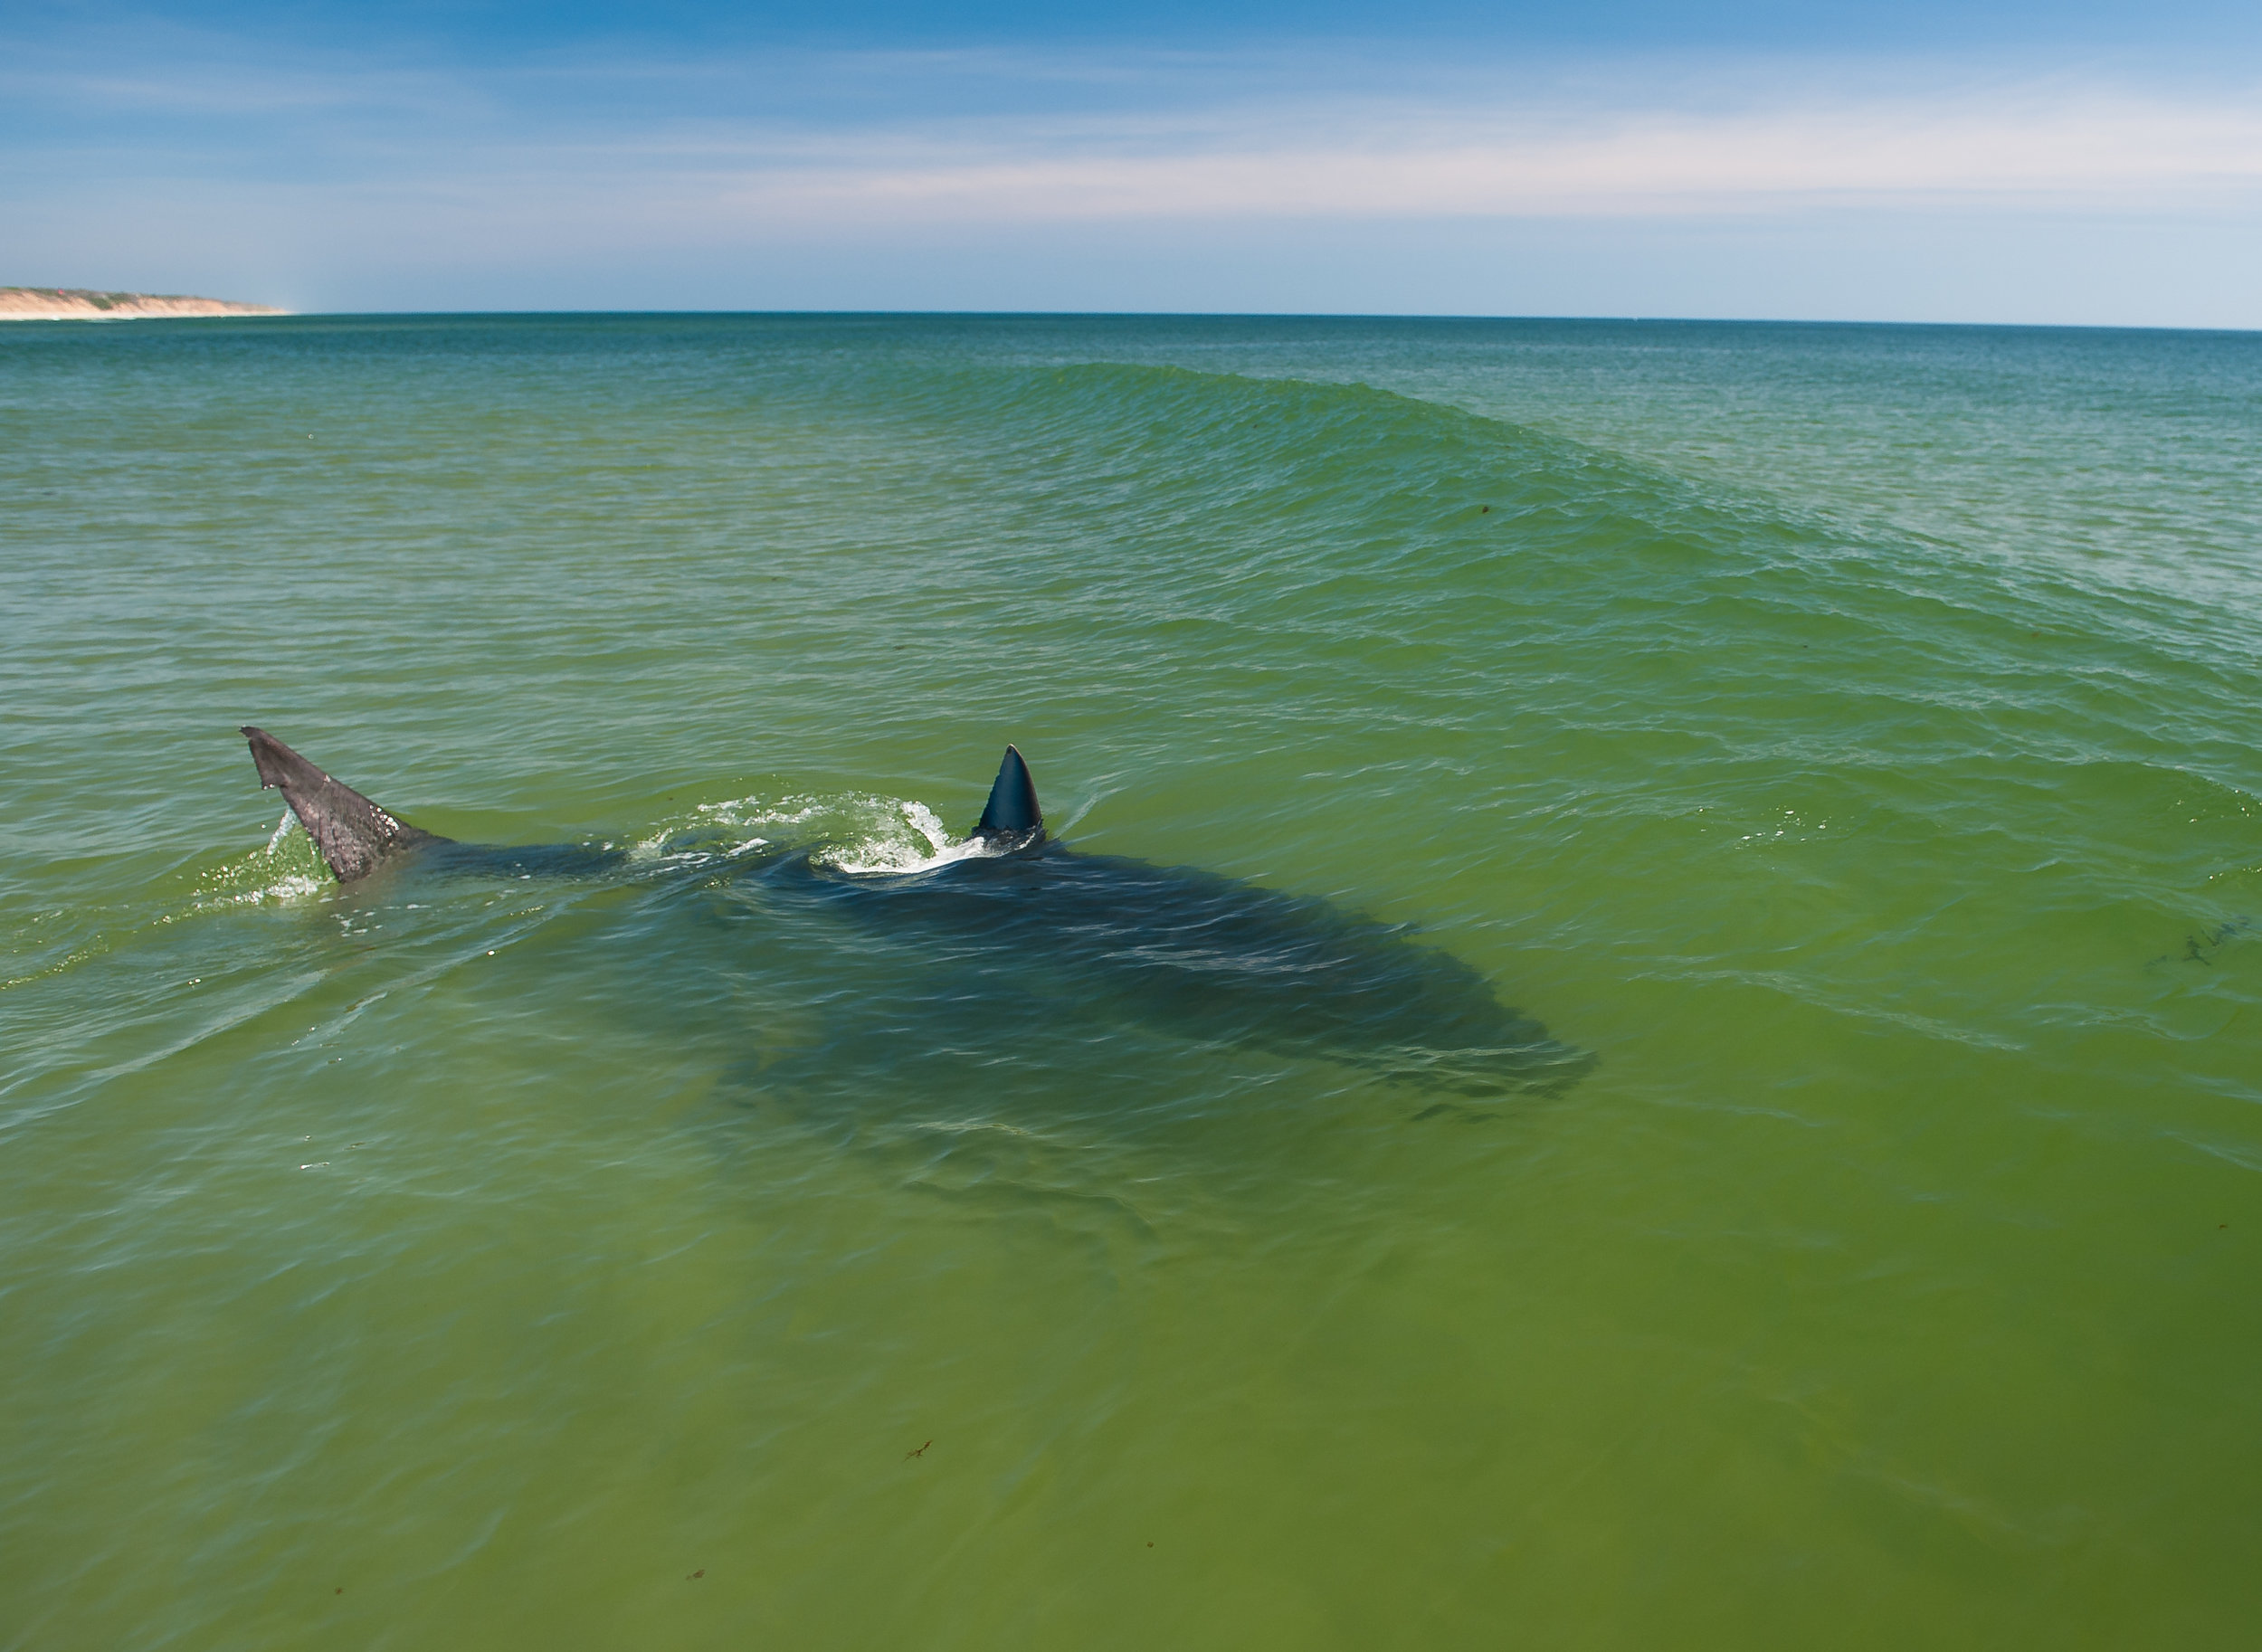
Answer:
xmin=240 ymin=726 xmax=1588 ymax=1097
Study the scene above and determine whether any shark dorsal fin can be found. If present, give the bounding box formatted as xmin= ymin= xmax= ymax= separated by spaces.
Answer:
xmin=973 ymin=745 xmax=1043 ymax=845
xmin=241 ymin=726 xmax=447 ymax=882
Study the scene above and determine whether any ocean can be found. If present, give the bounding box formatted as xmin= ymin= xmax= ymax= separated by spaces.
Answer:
xmin=2 ymin=314 xmax=2257 ymax=1648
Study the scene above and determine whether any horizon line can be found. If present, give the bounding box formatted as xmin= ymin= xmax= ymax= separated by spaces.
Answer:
xmin=8 ymin=306 xmax=2257 ymax=337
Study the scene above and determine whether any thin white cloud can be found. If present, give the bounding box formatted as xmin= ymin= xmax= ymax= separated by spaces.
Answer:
xmin=675 ymin=93 xmax=2262 ymax=223
xmin=9 ymin=33 xmax=2260 ymax=209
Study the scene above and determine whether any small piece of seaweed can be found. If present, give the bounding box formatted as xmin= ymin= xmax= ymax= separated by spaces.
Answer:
xmin=2150 ymin=916 xmax=2253 ymax=969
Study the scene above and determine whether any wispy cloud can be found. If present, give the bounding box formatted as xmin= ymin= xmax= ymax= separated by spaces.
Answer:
xmin=663 ymin=92 xmax=2262 ymax=223
xmin=9 ymin=34 xmax=2259 ymax=223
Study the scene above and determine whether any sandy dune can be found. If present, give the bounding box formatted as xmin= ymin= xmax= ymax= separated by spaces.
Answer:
xmin=0 ymin=287 xmax=289 ymax=320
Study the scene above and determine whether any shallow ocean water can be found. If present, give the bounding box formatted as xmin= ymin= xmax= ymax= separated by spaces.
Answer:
xmin=2 ymin=314 xmax=2257 ymax=1649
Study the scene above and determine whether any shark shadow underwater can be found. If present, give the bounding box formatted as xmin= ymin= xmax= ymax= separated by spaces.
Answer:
xmin=241 ymin=726 xmax=1593 ymax=1099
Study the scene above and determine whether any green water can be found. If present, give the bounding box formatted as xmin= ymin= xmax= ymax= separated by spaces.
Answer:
xmin=3 ymin=315 xmax=2257 ymax=1648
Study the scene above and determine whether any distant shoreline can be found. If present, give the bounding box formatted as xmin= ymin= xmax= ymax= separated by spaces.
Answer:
xmin=0 ymin=287 xmax=289 ymax=321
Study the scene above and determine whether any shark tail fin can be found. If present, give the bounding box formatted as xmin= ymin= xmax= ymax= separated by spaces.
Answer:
xmin=973 ymin=745 xmax=1044 ymax=845
xmin=241 ymin=726 xmax=446 ymax=882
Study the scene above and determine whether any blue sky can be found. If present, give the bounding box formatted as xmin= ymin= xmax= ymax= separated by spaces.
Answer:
xmin=4 ymin=0 xmax=2257 ymax=323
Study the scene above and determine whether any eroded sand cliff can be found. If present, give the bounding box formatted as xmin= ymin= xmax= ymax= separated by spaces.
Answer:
xmin=1 ymin=287 xmax=289 ymax=320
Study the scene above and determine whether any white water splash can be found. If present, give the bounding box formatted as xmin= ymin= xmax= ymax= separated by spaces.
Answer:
xmin=631 ymin=792 xmax=1002 ymax=876
xmin=821 ymin=799 xmax=1002 ymax=875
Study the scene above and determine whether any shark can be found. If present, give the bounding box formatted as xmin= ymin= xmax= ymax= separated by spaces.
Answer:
xmin=239 ymin=726 xmax=1591 ymax=1097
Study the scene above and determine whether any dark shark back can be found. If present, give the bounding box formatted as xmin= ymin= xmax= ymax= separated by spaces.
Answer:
xmin=241 ymin=726 xmax=448 ymax=881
